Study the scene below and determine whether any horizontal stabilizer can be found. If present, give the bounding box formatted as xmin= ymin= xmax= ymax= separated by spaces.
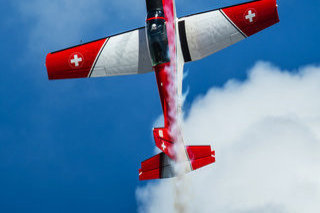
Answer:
xmin=139 ymin=152 xmax=175 ymax=181
xmin=186 ymin=146 xmax=215 ymax=170
xmin=139 ymin=145 xmax=215 ymax=181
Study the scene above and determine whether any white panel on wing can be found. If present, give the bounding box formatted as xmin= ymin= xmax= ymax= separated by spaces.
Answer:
xmin=180 ymin=10 xmax=245 ymax=62
xmin=91 ymin=28 xmax=153 ymax=77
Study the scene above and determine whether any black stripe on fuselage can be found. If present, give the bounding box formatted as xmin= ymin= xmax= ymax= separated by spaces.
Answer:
xmin=178 ymin=20 xmax=192 ymax=63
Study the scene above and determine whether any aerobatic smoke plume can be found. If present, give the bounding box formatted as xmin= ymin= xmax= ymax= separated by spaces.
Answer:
xmin=137 ymin=62 xmax=320 ymax=213
xmin=161 ymin=2 xmax=191 ymax=212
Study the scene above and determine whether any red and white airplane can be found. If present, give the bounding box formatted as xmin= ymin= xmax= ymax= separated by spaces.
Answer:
xmin=46 ymin=0 xmax=279 ymax=180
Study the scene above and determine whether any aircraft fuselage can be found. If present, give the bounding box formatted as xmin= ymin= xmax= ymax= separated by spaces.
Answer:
xmin=146 ymin=0 xmax=182 ymax=130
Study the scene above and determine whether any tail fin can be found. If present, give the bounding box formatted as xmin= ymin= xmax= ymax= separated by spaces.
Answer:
xmin=153 ymin=127 xmax=175 ymax=159
xmin=139 ymin=145 xmax=215 ymax=180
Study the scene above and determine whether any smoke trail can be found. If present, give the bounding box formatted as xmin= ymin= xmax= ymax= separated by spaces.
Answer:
xmin=162 ymin=1 xmax=193 ymax=212
xmin=137 ymin=62 xmax=320 ymax=213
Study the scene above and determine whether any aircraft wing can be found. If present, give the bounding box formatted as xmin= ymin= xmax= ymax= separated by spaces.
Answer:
xmin=46 ymin=27 xmax=153 ymax=80
xmin=178 ymin=0 xmax=280 ymax=62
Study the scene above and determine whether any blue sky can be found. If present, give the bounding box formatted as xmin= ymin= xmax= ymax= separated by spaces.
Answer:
xmin=0 ymin=0 xmax=319 ymax=212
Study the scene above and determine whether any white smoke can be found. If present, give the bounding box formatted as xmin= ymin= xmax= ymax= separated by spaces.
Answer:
xmin=161 ymin=2 xmax=194 ymax=212
xmin=136 ymin=61 xmax=320 ymax=213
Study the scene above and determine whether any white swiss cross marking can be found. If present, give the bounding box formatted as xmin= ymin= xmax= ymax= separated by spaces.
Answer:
xmin=161 ymin=142 xmax=167 ymax=151
xmin=70 ymin=54 xmax=83 ymax=67
xmin=245 ymin=10 xmax=256 ymax=23
xmin=159 ymin=130 xmax=164 ymax=138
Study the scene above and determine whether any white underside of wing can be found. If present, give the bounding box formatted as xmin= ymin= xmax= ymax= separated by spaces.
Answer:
xmin=91 ymin=28 xmax=153 ymax=77
xmin=180 ymin=10 xmax=245 ymax=62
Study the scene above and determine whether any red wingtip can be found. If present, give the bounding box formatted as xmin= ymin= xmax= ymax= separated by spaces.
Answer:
xmin=222 ymin=0 xmax=280 ymax=37
xmin=45 ymin=38 xmax=106 ymax=80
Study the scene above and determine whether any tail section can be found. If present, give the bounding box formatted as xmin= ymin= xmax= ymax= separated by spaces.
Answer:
xmin=139 ymin=127 xmax=216 ymax=180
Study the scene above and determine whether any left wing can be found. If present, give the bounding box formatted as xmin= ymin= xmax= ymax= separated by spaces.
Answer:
xmin=46 ymin=27 xmax=153 ymax=80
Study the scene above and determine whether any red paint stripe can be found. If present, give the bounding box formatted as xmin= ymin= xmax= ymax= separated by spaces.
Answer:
xmin=146 ymin=17 xmax=166 ymax=21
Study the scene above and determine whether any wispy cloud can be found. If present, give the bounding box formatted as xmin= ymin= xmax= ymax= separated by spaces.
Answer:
xmin=16 ymin=0 xmax=146 ymax=53
xmin=136 ymin=62 xmax=320 ymax=213
xmin=18 ymin=0 xmax=103 ymax=50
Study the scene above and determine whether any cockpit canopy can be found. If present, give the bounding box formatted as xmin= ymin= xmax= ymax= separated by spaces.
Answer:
xmin=146 ymin=10 xmax=170 ymax=66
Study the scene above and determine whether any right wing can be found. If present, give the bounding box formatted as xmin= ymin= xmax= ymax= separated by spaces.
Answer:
xmin=178 ymin=0 xmax=280 ymax=62
xmin=46 ymin=27 xmax=153 ymax=80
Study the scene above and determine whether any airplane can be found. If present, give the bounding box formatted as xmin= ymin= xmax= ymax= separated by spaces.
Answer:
xmin=45 ymin=0 xmax=280 ymax=180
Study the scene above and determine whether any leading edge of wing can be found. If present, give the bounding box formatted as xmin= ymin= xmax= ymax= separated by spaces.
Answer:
xmin=50 ymin=26 xmax=145 ymax=54
xmin=51 ymin=0 xmax=262 ymax=54
xmin=179 ymin=0 xmax=262 ymax=19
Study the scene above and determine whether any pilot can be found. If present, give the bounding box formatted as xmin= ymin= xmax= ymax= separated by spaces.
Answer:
xmin=151 ymin=23 xmax=158 ymax=31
